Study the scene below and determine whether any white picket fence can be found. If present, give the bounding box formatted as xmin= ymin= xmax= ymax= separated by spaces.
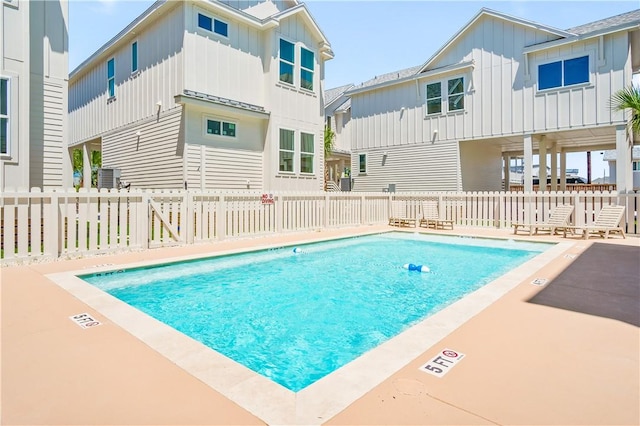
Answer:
xmin=1 ymin=188 xmax=637 ymax=264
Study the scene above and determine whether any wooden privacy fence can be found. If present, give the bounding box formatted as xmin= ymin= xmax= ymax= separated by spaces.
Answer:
xmin=1 ymin=188 xmax=638 ymax=264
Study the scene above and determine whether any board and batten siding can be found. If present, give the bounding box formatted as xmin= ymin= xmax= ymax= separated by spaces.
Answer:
xmin=69 ymin=3 xmax=184 ymax=144
xmin=101 ymin=108 xmax=184 ymax=189
xmin=182 ymin=3 xmax=265 ymax=107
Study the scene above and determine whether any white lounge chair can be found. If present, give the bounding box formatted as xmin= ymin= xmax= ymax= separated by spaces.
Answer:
xmin=512 ymin=204 xmax=574 ymax=236
xmin=419 ymin=200 xmax=454 ymax=230
xmin=563 ymin=205 xmax=626 ymax=239
xmin=389 ymin=201 xmax=416 ymax=227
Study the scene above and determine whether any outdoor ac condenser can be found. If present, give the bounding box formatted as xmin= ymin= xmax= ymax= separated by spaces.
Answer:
xmin=97 ymin=168 xmax=121 ymax=189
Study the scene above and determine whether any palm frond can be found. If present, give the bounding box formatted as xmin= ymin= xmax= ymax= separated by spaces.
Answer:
xmin=610 ymin=84 xmax=640 ymax=135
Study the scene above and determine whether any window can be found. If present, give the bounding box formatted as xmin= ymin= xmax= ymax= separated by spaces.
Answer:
xmin=359 ymin=153 xmax=367 ymax=174
xmin=206 ymin=118 xmax=236 ymax=137
xmin=0 ymin=77 xmax=8 ymax=154
xmin=131 ymin=41 xmax=138 ymax=73
xmin=300 ymin=47 xmax=314 ymax=91
xmin=633 ymin=161 xmax=640 ymax=171
xmin=426 ymin=82 xmax=441 ymax=115
xmin=447 ymin=77 xmax=464 ymax=111
xmin=279 ymin=129 xmax=295 ymax=172
xmin=198 ymin=12 xmax=227 ymax=37
xmin=107 ymin=58 xmax=115 ymax=98
xmin=300 ymin=132 xmax=314 ymax=173
xmin=279 ymin=39 xmax=295 ymax=85
xmin=538 ymin=55 xmax=589 ymax=90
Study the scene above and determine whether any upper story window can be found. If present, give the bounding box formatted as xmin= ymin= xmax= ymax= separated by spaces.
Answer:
xmin=279 ymin=128 xmax=295 ymax=172
xmin=279 ymin=39 xmax=295 ymax=85
xmin=107 ymin=58 xmax=115 ymax=98
xmin=300 ymin=47 xmax=314 ymax=91
xmin=131 ymin=41 xmax=138 ymax=74
xmin=198 ymin=12 xmax=228 ymax=37
xmin=538 ymin=55 xmax=589 ymax=90
xmin=206 ymin=118 xmax=236 ymax=138
xmin=300 ymin=132 xmax=314 ymax=173
xmin=425 ymin=76 xmax=464 ymax=115
xmin=359 ymin=153 xmax=367 ymax=174
xmin=0 ymin=77 xmax=9 ymax=155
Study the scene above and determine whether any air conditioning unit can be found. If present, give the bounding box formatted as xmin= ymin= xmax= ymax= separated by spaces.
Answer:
xmin=97 ymin=168 xmax=121 ymax=189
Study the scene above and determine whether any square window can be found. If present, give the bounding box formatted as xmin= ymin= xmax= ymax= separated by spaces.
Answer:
xmin=448 ymin=77 xmax=464 ymax=111
xmin=222 ymin=122 xmax=235 ymax=137
xmin=207 ymin=120 xmax=221 ymax=135
xmin=198 ymin=13 xmax=212 ymax=32
xmin=279 ymin=129 xmax=295 ymax=173
xmin=280 ymin=39 xmax=295 ymax=63
xmin=539 ymin=61 xmax=562 ymax=90
xmin=214 ymin=19 xmax=228 ymax=37
xmin=564 ymin=56 xmax=589 ymax=86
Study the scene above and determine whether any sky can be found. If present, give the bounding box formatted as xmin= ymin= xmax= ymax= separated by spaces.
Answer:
xmin=68 ymin=0 xmax=640 ymax=179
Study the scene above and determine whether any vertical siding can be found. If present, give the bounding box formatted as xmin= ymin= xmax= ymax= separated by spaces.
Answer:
xmin=102 ymin=108 xmax=183 ymax=189
xmin=69 ymin=3 xmax=184 ymax=144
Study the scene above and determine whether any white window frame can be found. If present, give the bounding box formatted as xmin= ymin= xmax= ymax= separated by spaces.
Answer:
xmin=425 ymin=81 xmax=442 ymax=115
xmin=425 ymin=75 xmax=466 ymax=116
xmin=107 ymin=57 xmax=115 ymax=98
xmin=0 ymin=76 xmax=10 ymax=156
xmin=131 ymin=40 xmax=139 ymax=74
xmin=358 ymin=153 xmax=367 ymax=175
xmin=196 ymin=10 xmax=229 ymax=38
xmin=536 ymin=53 xmax=593 ymax=93
xmin=300 ymin=47 xmax=315 ymax=92
xmin=203 ymin=116 xmax=237 ymax=139
xmin=299 ymin=132 xmax=315 ymax=174
xmin=279 ymin=128 xmax=295 ymax=173
xmin=279 ymin=38 xmax=296 ymax=86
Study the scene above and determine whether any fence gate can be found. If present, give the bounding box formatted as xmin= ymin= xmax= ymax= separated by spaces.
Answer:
xmin=148 ymin=194 xmax=185 ymax=248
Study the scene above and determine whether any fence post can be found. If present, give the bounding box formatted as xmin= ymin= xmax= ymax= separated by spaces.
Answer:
xmin=140 ymin=190 xmax=150 ymax=249
xmin=573 ymin=192 xmax=584 ymax=226
xmin=360 ymin=195 xmax=366 ymax=225
xmin=44 ymin=189 xmax=59 ymax=257
xmin=183 ymin=190 xmax=193 ymax=244
xmin=216 ymin=195 xmax=226 ymax=240
xmin=324 ymin=194 xmax=330 ymax=229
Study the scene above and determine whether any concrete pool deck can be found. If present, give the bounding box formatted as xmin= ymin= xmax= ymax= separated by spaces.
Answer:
xmin=2 ymin=226 xmax=639 ymax=425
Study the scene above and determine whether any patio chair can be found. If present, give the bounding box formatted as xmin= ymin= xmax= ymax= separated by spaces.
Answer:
xmin=389 ymin=201 xmax=416 ymax=227
xmin=419 ymin=200 xmax=454 ymax=230
xmin=563 ymin=205 xmax=626 ymax=239
xmin=512 ymin=204 xmax=574 ymax=236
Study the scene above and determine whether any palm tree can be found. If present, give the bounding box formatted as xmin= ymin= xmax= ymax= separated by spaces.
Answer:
xmin=323 ymin=125 xmax=336 ymax=191
xmin=611 ymin=84 xmax=640 ymax=136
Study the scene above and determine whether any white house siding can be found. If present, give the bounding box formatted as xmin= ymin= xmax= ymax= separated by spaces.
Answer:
xmin=459 ymin=141 xmax=502 ymax=191
xmin=351 ymin=142 xmax=460 ymax=192
xmin=334 ymin=109 xmax=351 ymax=153
xmin=1 ymin=0 xmax=69 ymax=190
xmin=183 ymin=104 xmax=265 ymax=190
xmin=263 ymin=13 xmax=325 ymax=191
xmin=101 ymin=108 xmax=184 ymax=189
xmin=182 ymin=2 xmax=265 ymax=107
xmin=69 ymin=3 xmax=184 ymax=144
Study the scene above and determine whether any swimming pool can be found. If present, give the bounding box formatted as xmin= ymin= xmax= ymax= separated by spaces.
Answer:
xmin=80 ymin=232 xmax=549 ymax=392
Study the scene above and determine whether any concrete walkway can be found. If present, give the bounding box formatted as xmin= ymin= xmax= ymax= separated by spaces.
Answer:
xmin=2 ymin=226 xmax=638 ymax=425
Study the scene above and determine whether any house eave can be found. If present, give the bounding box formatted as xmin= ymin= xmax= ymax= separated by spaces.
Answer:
xmin=347 ymin=60 xmax=475 ymax=96
xmin=175 ymin=92 xmax=270 ymax=119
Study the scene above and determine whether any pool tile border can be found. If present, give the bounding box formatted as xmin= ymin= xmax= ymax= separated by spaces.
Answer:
xmin=47 ymin=233 xmax=573 ymax=425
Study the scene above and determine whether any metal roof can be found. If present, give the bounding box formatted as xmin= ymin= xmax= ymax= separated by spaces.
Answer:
xmin=182 ymin=90 xmax=267 ymax=113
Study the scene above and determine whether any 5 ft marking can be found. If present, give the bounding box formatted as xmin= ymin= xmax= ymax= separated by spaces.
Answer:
xmin=419 ymin=348 xmax=465 ymax=377
xmin=69 ymin=313 xmax=102 ymax=329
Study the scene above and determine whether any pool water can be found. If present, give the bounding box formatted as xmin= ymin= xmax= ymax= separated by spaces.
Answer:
xmin=81 ymin=232 xmax=549 ymax=391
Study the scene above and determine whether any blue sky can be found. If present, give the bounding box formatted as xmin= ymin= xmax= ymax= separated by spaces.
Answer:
xmin=68 ymin=0 xmax=640 ymax=178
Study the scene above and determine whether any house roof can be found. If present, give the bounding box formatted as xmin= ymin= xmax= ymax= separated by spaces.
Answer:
xmin=334 ymin=98 xmax=351 ymax=113
xmin=324 ymin=84 xmax=353 ymax=107
xmin=565 ymin=9 xmax=640 ymax=35
xmin=347 ymin=7 xmax=639 ymax=97
xmin=178 ymin=90 xmax=269 ymax=117
xmin=70 ymin=0 xmax=332 ymax=80
xmin=602 ymin=146 xmax=640 ymax=161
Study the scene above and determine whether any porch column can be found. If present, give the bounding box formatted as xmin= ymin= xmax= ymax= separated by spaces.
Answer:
xmin=615 ymin=125 xmax=632 ymax=193
xmin=524 ymin=134 xmax=533 ymax=192
xmin=339 ymin=159 xmax=345 ymax=178
xmin=539 ymin=136 xmax=547 ymax=192
xmin=82 ymin=143 xmax=92 ymax=189
xmin=503 ymin=154 xmax=510 ymax=191
xmin=550 ymin=142 xmax=558 ymax=191
xmin=560 ymin=149 xmax=567 ymax=192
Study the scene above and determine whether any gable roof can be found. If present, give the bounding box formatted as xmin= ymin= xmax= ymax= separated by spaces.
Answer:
xmin=348 ymin=65 xmax=422 ymax=93
xmin=417 ymin=8 xmax=572 ymax=74
xmin=334 ymin=98 xmax=351 ymax=113
xmin=324 ymin=84 xmax=354 ymax=108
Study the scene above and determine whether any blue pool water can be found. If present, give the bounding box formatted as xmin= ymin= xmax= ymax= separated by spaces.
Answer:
xmin=81 ymin=233 xmax=549 ymax=391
